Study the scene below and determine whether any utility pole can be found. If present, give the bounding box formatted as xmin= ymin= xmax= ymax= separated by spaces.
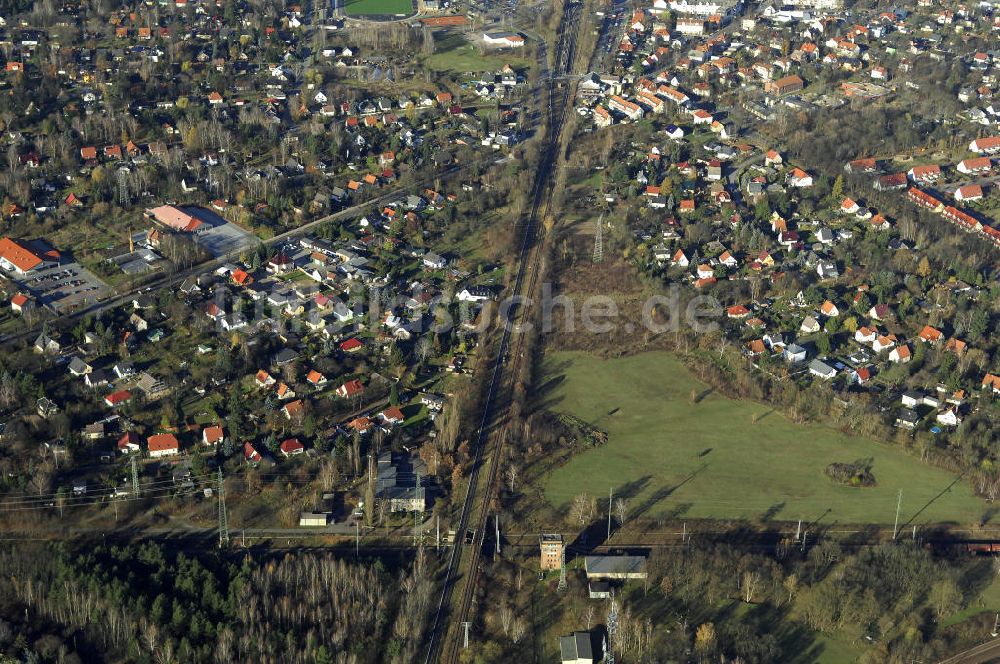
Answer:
xmin=593 ymin=214 xmax=604 ymax=263
xmin=991 ymin=612 xmax=999 ymax=637
xmin=557 ymin=541 xmax=567 ymax=593
xmin=461 ymin=621 xmax=471 ymax=649
xmin=414 ymin=472 xmax=423 ymax=547
xmin=494 ymin=514 xmax=500 ymax=561
xmin=355 ymin=521 xmax=360 ymax=558
xmin=217 ymin=468 xmax=229 ymax=547
xmin=117 ymin=169 xmax=129 ymax=207
xmin=607 ymin=486 xmax=613 ymax=541
xmin=436 ymin=515 xmax=440 ymax=552
xmin=893 ymin=489 xmax=902 ymax=540
xmin=795 ymin=519 xmax=801 ymax=542
xmin=606 ymin=591 xmax=618 ymax=664
xmin=130 ymin=455 xmax=140 ymax=497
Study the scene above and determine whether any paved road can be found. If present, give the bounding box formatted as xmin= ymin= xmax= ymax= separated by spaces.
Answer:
xmin=0 ymin=160 xmax=499 ymax=348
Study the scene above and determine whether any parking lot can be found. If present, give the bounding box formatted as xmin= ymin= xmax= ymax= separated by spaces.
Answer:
xmin=14 ymin=262 xmax=110 ymax=313
xmin=593 ymin=3 xmax=626 ymax=71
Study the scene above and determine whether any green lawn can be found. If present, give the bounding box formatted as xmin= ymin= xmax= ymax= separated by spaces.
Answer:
xmin=811 ymin=632 xmax=865 ymax=664
xmin=421 ymin=33 xmax=530 ymax=73
xmin=541 ymin=351 xmax=987 ymax=526
xmin=343 ymin=0 xmax=412 ymax=15
xmin=941 ymin=576 xmax=1000 ymax=628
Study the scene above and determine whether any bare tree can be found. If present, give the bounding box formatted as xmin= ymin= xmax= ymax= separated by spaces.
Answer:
xmin=320 ymin=457 xmax=339 ymax=491
xmin=568 ymin=493 xmax=593 ymax=526
xmin=613 ymin=497 xmax=629 ymax=528
xmin=504 ymin=464 xmax=518 ymax=493
xmin=742 ymin=570 xmax=760 ymax=604
xmin=416 ymin=337 xmax=434 ymax=365
xmin=499 ymin=602 xmax=513 ymax=637
xmin=511 ymin=617 xmax=527 ymax=644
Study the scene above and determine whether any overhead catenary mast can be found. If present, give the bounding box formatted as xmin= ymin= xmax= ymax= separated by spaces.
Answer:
xmin=217 ymin=468 xmax=229 ymax=546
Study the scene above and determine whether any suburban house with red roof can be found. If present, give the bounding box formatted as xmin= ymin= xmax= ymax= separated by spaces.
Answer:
xmin=889 ymin=345 xmax=912 ymax=364
xmin=982 ymin=373 xmax=1000 ymax=394
xmin=244 ymin=441 xmax=263 ymax=464
xmin=955 ymin=185 xmax=984 ymax=203
xmin=380 ymin=406 xmax=405 ymax=426
xmin=280 ymin=438 xmax=305 ymax=456
xmin=202 ymin=425 xmax=225 ymax=447
xmin=970 ymin=137 xmax=1000 ymax=154
xmin=726 ymin=305 xmax=750 ymax=318
xmin=907 ymin=164 xmax=941 ymax=183
xmin=282 ymin=399 xmax=304 ymax=420
xmin=117 ymin=432 xmax=141 ymax=454
xmin=104 ymin=390 xmax=133 ymax=408
xmin=306 ymin=370 xmax=327 ymax=387
xmin=231 ymin=268 xmax=253 ymax=287
xmin=10 ymin=293 xmax=29 ymax=313
xmin=340 ymin=338 xmax=363 ymax=353
xmin=255 ymin=369 xmax=276 ymax=388
xmin=147 ymin=433 xmax=180 ymax=458
xmin=348 ymin=416 xmax=373 ymax=434
xmin=918 ymin=325 xmax=943 ymax=344
xmin=957 ymin=157 xmax=991 ymax=175
xmin=786 ymin=168 xmax=813 ymax=188
xmin=336 ymin=379 xmax=364 ymax=399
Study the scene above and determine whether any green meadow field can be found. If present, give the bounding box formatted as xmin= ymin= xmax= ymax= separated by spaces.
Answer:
xmin=541 ymin=351 xmax=986 ymax=526
xmin=343 ymin=0 xmax=412 ymax=16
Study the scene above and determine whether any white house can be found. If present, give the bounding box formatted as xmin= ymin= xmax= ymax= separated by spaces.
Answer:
xmin=955 ymin=185 xmax=984 ymax=202
xmin=147 ymin=433 xmax=180 ymax=458
xmin=889 ymin=344 xmax=912 ymax=364
xmin=784 ymin=343 xmax=808 ymax=363
xmin=936 ymin=406 xmax=962 ymax=427
xmin=809 ymin=359 xmax=837 ymax=380
xmin=422 ymin=252 xmax=447 ymax=269
xmin=787 ymin=168 xmax=814 ymax=188
xmin=799 ymin=316 xmax=820 ymax=334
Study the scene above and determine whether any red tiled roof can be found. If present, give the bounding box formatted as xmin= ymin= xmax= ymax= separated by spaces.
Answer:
xmin=147 ymin=433 xmax=179 ymax=452
xmin=0 ymin=238 xmax=43 ymax=272
xmin=340 ymin=338 xmax=363 ymax=352
xmin=105 ymin=390 xmax=132 ymax=406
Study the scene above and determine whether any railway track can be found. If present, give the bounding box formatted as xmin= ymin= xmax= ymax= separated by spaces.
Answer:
xmin=422 ymin=6 xmax=584 ymax=663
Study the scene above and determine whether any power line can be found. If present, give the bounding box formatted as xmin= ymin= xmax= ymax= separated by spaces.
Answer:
xmin=131 ymin=456 xmax=140 ymax=498
xmin=0 ymin=478 xmax=217 ymax=514
xmin=593 ymin=214 xmax=604 ymax=263
xmin=0 ymin=472 xmax=218 ymax=508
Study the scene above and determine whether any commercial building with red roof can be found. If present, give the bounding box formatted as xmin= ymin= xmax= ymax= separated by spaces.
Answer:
xmin=144 ymin=205 xmax=205 ymax=233
xmin=0 ymin=238 xmax=53 ymax=275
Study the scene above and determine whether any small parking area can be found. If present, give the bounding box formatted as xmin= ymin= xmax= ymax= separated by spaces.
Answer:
xmin=14 ymin=262 xmax=110 ymax=313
